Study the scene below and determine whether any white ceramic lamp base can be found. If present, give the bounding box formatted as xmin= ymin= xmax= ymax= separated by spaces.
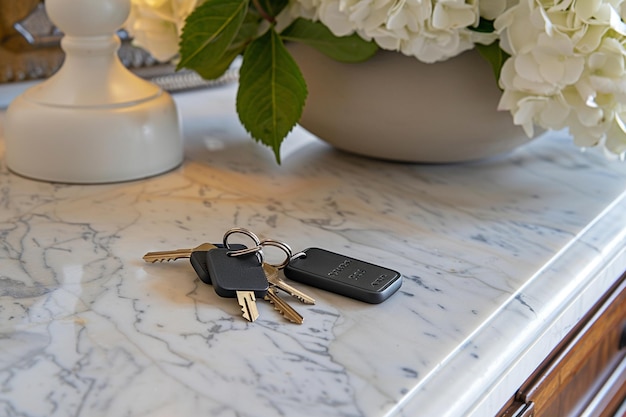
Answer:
xmin=4 ymin=0 xmax=183 ymax=183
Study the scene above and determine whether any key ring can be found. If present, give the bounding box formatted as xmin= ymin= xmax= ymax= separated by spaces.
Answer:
xmin=223 ymin=227 xmax=293 ymax=269
xmin=258 ymin=238 xmax=293 ymax=270
xmin=223 ymin=227 xmax=263 ymax=261
xmin=290 ymin=251 xmax=307 ymax=261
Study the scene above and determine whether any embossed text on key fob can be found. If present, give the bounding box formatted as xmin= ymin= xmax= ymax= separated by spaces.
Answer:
xmin=284 ymin=248 xmax=402 ymax=304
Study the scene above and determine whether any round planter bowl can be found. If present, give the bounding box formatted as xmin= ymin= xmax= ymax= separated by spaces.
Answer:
xmin=288 ymin=43 xmax=532 ymax=163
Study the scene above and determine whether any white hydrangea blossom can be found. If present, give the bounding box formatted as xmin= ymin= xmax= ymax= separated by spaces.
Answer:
xmin=125 ymin=0 xmax=202 ymax=62
xmin=126 ymin=0 xmax=626 ymax=156
xmin=282 ymin=0 xmax=509 ymax=62
xmin=495 ymin=0 xmax=626 ymax=155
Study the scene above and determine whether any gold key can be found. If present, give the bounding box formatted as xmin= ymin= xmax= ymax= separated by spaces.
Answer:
xmin=262 ymin=263 xmax=315 ymax=305
xmin=142 ymin=242 xmax=218 ymax=263
xmin=237 ymin=291 xmax=260 ymax=322
xmin=264 ymin=288 xmax=304 ymax=324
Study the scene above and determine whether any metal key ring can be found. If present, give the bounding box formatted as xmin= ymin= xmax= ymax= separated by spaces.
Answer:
xmin=223 ymin=227 xmax=264 ymax=262
xmin=290 ymin=251 xmax=307 ymax=262
xmin=258 ymin=238 xmax=293 ymax=270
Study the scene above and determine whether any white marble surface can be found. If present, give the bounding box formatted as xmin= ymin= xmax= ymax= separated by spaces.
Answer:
xmin=0 ymin=83 xmax=625 ymax=417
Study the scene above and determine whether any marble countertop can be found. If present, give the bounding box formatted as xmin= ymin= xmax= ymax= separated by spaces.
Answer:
xmin=1 ymin=83 xmax=625 ymax=417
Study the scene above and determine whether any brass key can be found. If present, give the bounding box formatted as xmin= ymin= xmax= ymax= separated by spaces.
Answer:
xmin=262 ymin=263 xmax=315 ymax=305
xmin=264 ymin=288 xmax=304 ymax=324
xmin=142 ymin=242 xmax=218 ymax=263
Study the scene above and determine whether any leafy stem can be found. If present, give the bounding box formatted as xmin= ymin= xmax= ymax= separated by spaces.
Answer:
xmin=177 ymin=0 xmax=379 ymax=163
xmin=251 ymin=0 xmax=275 ymax=24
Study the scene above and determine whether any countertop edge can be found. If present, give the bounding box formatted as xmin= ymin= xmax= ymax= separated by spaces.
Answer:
xmin=390 ymin=190 xmax=626 ymax=417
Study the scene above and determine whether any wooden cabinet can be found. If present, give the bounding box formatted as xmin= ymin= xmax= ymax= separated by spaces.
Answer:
xmin=499 ymin=274 xmax=626 ymax=417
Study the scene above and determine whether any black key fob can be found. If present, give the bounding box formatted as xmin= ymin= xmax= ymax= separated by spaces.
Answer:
xmin=206 ymin=248 xmax=268 ymax=298
xmin=284 ymin=247 xmax=402 ymax=303
xmin=190 ymin=243 xmax=246 ymax=285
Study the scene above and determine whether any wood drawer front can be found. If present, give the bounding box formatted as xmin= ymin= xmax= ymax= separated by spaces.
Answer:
xmin=501 ymin=275 xmax=626 ymax=417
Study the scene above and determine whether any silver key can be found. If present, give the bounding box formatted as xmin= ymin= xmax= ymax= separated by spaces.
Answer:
xmin=262 ymin=263 xmax=315 ymax=304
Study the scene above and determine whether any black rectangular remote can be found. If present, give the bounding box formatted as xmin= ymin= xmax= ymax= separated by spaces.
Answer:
xmin=284 ymin=247 xmax=402 ymax=303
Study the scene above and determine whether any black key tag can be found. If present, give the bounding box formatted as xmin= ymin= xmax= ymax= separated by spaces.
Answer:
xmin=206 ymin=248 xmax=268 ymax=298
xmin=189 ymin=243 xmax=247 ymax=285
xmin=284 ymin=248 xmax=402 ymax=304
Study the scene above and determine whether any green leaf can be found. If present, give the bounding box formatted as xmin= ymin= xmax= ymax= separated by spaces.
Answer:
xmin=200 ymin=9 xmax=264 ymax=79
xmin=281 ymin=18 xmax=378 ymax=63
xmin=177 ymin=0 xmax=248 ymax=79
xmin=236 ymin=28 xmax=308 ymax=163
xmin=471 ymin=17 xmax=496 ymax=33
xmin=256 ymin=0 xmax=289 ymax=18
xmin=475 ymin=41 xmax=509 ymax=84
xmin=233 ymin=8 xmax=264 ymax=49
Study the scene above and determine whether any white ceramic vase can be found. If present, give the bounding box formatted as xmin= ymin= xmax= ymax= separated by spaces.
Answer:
xmin=4 ymin=0 xmax=183 ymax=183
xmin=289 ymin=43 xmax=533 ymax=163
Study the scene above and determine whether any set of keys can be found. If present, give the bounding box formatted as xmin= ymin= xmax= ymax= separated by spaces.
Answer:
xmin=142 ymin=228 xmax=403 ymax=323
xmin=142 ymin=229 xmax=315 ymax=324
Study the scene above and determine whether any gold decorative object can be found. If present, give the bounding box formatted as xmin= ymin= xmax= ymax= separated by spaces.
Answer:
xmin=0 ymin=0 xmax=63 ymax=83
xmin=0 ymin=0 xmax=163 ymax=84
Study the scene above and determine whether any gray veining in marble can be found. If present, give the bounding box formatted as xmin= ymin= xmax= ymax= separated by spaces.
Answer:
xmin=0 ymin=84 xmax=625 ymax=417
